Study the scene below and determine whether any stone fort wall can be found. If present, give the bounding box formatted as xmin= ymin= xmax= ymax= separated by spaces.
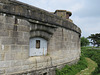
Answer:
xmin=0 ymin=0 xmax=81 ymax=75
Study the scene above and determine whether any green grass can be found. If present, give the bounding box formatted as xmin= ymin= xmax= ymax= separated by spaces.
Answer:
xmin=56 ymin=47 xmax=100 ymax=75
xmin=81 ymin=47 xmax=100 ymax=75
xmin=56 ymin=56 xmax=88 ymax=75
xmin=76 ymin=57 xmax=97 ymax=75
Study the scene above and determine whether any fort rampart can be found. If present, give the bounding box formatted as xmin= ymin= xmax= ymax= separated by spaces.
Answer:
xmin=0 ymin=0 xmax=81 ymax=75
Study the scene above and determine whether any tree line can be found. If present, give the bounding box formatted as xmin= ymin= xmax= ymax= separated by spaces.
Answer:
xmin=81 ymin=33 xmax=100 ymax=47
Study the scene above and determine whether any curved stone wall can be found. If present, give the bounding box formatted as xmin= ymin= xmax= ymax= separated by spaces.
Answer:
xmin=0 ymin=0 xmax=81 ymax=75
xmin=0 ymin=0 xmax=81 ymax=34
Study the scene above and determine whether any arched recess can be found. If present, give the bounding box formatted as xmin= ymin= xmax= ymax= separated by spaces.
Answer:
xmin=29 ymin=37 xmax=47 ymax=56
xmin=30 ymin=31 xmax=52 ymax=41
xmin=29 ymin=24 xmax=57 ymax=56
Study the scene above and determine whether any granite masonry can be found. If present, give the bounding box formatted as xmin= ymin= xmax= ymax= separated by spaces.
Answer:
xmin=0 ymin=0 xmax=81 ymax=75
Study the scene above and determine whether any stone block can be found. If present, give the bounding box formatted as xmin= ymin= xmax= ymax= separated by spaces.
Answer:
xmin=0 ymin=30 xmax=9 ymax=36
xmin=4 ymin=23 xmax=14 ymax=30
xmin=22 ymin=59 xmax=35 ymax=65
xmin=3 ymin=45 xmax=10 ymax=52
xmin=29 ymin=64 xmax=36 ymax=70
xmin=5 ymin=53 xmax=15 ymax=60
xmin=0 ymin=23 xmax=5 ymax=30
xmin=23 ymin=32 xmax=30 ymax=40
xmin=0 ymin=61 xmax=11 ymax=68
xmin=22 ymin=46 xmax=29 ymax=51
xmin=0 ymin=45 xmax=1 ymax=50
xmin=0 ymin=54 xmax=4 ymax=61
xmin=15 ymin=52 xmax=22 ymax=60
xmin=11 ymin=45 xmax=22 ymax=51
xmin=9 ymin=31 xmax=24 ymax=38
xmin=22 ymin=65 xmax=30 ymax=71
xmin=0 ymin=15 xmax=5 ymax=23
xmin=9 ymin=31 xmax=18 ymax=37
xmin=18 ymin=26 xmax=30 ymax=32
xmin=18 ymin=19 xmax=30 ymax=26
xmin=17 ymin=40 xmax=29 ymax=45
xmin=21 ymin=53 xmax=29 ymax=59
xmin=1 ymin=37 xmax=17 ymax=45
xmin=17 ymin=37 xmax=24 ymax=43
xmin=5 ymin=66 xmax=22 ymax=74
xmin=0 ymin=69 xmax=5 ymax=74
xmin=11 ymin=60 xmax=22 ymax=67
xmin=0 ymin=45 xmax=10 ymax=53
xmin=5 ymin=15 xmax=14 ymax=24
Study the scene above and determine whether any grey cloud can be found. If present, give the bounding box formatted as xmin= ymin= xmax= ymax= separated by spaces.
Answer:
xmin=73 ymin=0 xmax=100 ymax=17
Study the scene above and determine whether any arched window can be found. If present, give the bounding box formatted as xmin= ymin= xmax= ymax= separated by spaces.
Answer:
xmin=29 ymin=37 xmax=47 ymax=56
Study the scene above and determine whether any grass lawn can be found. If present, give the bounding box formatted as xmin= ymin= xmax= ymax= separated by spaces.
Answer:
xmin=76 ymin=57 xmax=97 ymax=75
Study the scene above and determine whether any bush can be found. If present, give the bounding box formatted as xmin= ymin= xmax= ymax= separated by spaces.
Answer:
xmin=56 ymin=56 xmax=88 ymax=75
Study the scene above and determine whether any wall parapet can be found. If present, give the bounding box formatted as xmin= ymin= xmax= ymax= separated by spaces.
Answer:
xmin=0 ymin=0 xmax=81 ymax=35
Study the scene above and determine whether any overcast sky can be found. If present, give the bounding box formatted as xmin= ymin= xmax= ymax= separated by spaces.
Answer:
xmin=17 ymin=0 xmax=100 ymax=37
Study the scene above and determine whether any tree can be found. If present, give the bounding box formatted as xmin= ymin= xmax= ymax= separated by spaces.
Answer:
xmin=88 ymin=33 xmax=100 ymax=47
xmin=81 ymin=37 xmax=89 ymax=47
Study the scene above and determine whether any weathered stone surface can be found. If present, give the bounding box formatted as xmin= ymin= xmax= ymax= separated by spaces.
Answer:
xmin=22 ymin=46 xmax=29 ymax=51
xmin=5 ymin=24 xmax=14 ymax=30
xmin=22 ymin=65 xmax=30 ymax=71
xmin=0 ymin=0 xmax=81 ymax=75
xmin=0 ymin=54 xmax=4 ymax=61
xmin=5 ymin=53 xmax=15 ymax=60
xmin=0 ymin=45 xmax=10 ymax=56
xmin=11 ymin=45 xmax=22 ymax=51
xmin=23 ymin=32 xmax=30 ymax=41
xmin=0 ymin=30 xmax=9 ymax=36
xmin=1 ymin=38 xmax=17 ymax=45
xmin=17 ymin=26 xmax=30 ymax=32
xmin=0 ymin=0 xmax=81 ymax=34
xmin=0 ymin=14 xmax=5 ymax=23
xmin=30 ymin=31 xmax=52 ymax=40
xmin=9 ymin=31 xmax=23 ymax=38
xmin=4 ymin=15 xmax=15 ymax=24
xmin=0 ymin=61 xmax=11 ymax=68
xmin=17 ymin=40 xmax=29 ymax=45
xmin=21 ymin=53 xmax=29 ymax=59
xmin=5 ymin=66 xmax=22 ymax=74
xmin=0 ymin=23 xmax=5 ymax=30
xmin=18 ymin=19 xmax=30 ymax=26
xmin=0 ymin=69 xmax=5 ymax=74
xmin=11 ymin=60 xmax=22 ymax=67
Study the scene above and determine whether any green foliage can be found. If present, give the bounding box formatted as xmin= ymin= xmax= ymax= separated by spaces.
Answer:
xmin=81 ymin=47 xmax=100 ymax=75
xmin=88 ymin=33 xmax=100 ymax=47
xmin=81 ymin=37 xmax=89 ymax=47
xmin=56 ymin=56 xmax=88 ymax=75
xmin=56 ymin=47 xmax=100 ymax=75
